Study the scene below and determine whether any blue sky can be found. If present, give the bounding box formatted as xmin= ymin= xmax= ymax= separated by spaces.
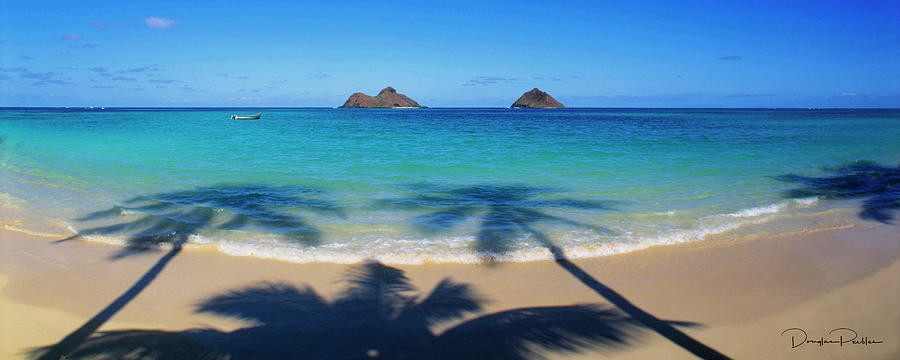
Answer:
xmin=1 ymin=0 xmax=898 ymax=107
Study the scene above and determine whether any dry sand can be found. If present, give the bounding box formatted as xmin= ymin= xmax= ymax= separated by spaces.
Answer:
xmin=1 ymin=213 xmax=897 ymax=359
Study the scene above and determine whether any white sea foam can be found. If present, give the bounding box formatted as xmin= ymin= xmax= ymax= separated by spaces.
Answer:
xmin=2 ymin=224 xmax=70 ymax=238
xmin=0 ymin=192 xmax=23 ymax=210
xmin=721 ymin=197 xmax=819 ymax=219
xmin=208 ymin=211 xmax=779 ymax=265
xmin=727 ymin=203 xmax=787 ymax=218
xmin=40 ymin=197 xmax=826 ymax=265
xmin=78 ymin=233 xmax=205 ymax=251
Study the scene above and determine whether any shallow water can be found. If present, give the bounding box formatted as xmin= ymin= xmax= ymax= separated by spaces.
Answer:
xmin=1 ymin=108 xmax=898 ymax=263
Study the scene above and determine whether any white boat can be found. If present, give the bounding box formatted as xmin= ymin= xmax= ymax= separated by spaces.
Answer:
xmin=231 ymin=113 xmax=261 ymax=120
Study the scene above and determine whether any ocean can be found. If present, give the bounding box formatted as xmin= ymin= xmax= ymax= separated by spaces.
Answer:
xmin=1 ymin=108 xmax=897 ymax=263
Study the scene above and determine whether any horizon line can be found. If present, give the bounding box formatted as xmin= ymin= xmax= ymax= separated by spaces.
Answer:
xmin=2 ymin=106 xmax=899 ymax=110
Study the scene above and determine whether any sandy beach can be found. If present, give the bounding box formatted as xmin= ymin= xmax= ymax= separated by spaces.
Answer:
xmin=3 ymin=0 xmax=898 ymax=358
xmin=1 ymin=208 xmax=897 ymax=359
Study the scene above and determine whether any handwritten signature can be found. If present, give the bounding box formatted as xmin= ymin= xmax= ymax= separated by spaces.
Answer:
xmin=781 ymin=328 xmax=885 ymax=348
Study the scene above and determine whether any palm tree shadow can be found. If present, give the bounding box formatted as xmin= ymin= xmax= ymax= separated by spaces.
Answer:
xmin=59 ymin=184 xmax=344 ymax=256
xmin=31 ymin=184 xmax=344 ymax=360
xmin=35 ymin=262 xmax=680 ymax=360
xmin=379 ymin=184 xmax=730 ymax=359
xmin=774 ymin=161 xmax=899 ymax=224
xmin=376 ymin=183 xmax=617 ymax=260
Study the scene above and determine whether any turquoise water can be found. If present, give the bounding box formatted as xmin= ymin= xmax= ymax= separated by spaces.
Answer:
xmin=1 ymin=108 xmax=898 ymax=263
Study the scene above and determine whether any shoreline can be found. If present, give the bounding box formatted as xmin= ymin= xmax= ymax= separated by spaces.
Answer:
xmin=1 ymin=209 xmax=897 ymax=359
xmin=0 ymin=185 xmax=841 ymax=265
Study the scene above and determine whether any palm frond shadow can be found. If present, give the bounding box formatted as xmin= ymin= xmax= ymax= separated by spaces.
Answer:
xmin=774 ymin=161 xmax=899 ymax=223
xmin=60 ymin=185 xmax=345 ymax=259
xmin=376 ymin=184 xmax=617 ymax=259
xmin=378 ymin=183 xmax=730 ymax=359
xmin=35 ymin=262 xmax=677 ymax=360
xmin=32 ymin=184 xmax=343 ymax=360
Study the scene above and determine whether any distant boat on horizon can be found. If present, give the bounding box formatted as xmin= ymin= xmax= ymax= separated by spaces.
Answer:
xmin=231 ymin=113 xmax=261 ymax=120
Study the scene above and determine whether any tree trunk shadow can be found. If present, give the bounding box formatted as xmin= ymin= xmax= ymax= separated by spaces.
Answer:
xmin=379 ymin=183 xmax=732 ymax=359
xmin=33 ymin=245 xmax=182 ymax=360
xmin=547 ymin=243 xmax=730 ymax=359
xmin=32 ymin=184 xmax=343 ymax=359
xmin=515 ymin=220 xmax=730 ymax=359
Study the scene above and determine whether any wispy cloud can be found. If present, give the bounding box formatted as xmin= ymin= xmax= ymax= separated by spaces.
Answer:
xmin=55 ymin=66 xmax=78 ymax=71
xmin=163 ymin=98 xmax=197 ymax=104
xmin=21 ymin=71 xmax=57 ymax=80
xmin=31 ymin=80 xmax=71 ymax=86
xmin=22 ymin=71 xmax=71 ymax=86
xmin=89 ymin=21 xmax=109 ymax=30
xmin=70 ymin=42 xmax=98 ymax=49
xmin=92 ymin=85 xmax=115 ymax=89
xmin=461 ymin=74 xmax=569 ymax=87
xmin=116 ymin=65 xmax=164 ymax=73
xmin=20 ymin=56 xmax=34 ymax=60
xmin=111 ymin=76 xmax=137 ymax=81
xmin=718 ymin=55 xmax=742 ymax=61
xmin=89 ymin=21 xmax=133 ymax=30
xmin=60 ymin=33 xmax=83 ymax=41
xmin=179 ymin=85 xmax=204 ymax=92
xmin=89 ymin=67 xmax=107 ymax=73
xmin=0 ymin=74 xmax=10 ymax=81
xmin=235 ymin=75 xmax=250 ymax=80
xmin=0 ymin=66 xmax=28 ymax=72
xmin=148 ymin=78 xmax=177 ymax=83
xmin=830 ymin=92 xmax=887 ymax=99
xmin=462 ymin=75 xmax=519 ymax=86
xmin=228 ymin=96 xmax=261 ymax=102
xmin=309 ymin=73 xmax=331 ymax=80
xmin=566 ymin=93 xmax=702 ymax=101
xmin=144 ymin=17 xmax=176 ymax=29
xmin=723 ymin=93 xmax=775 ymax=98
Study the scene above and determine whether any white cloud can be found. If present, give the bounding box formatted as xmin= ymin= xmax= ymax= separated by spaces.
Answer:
xmin=144 ymin=17 xmax=176 ymax=29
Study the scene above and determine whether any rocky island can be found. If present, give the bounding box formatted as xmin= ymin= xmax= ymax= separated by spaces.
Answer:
xmin=510 ymin=88 xmax=565 ymax=108
xmin=339 ymin=87 xmax=423 ymax=108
